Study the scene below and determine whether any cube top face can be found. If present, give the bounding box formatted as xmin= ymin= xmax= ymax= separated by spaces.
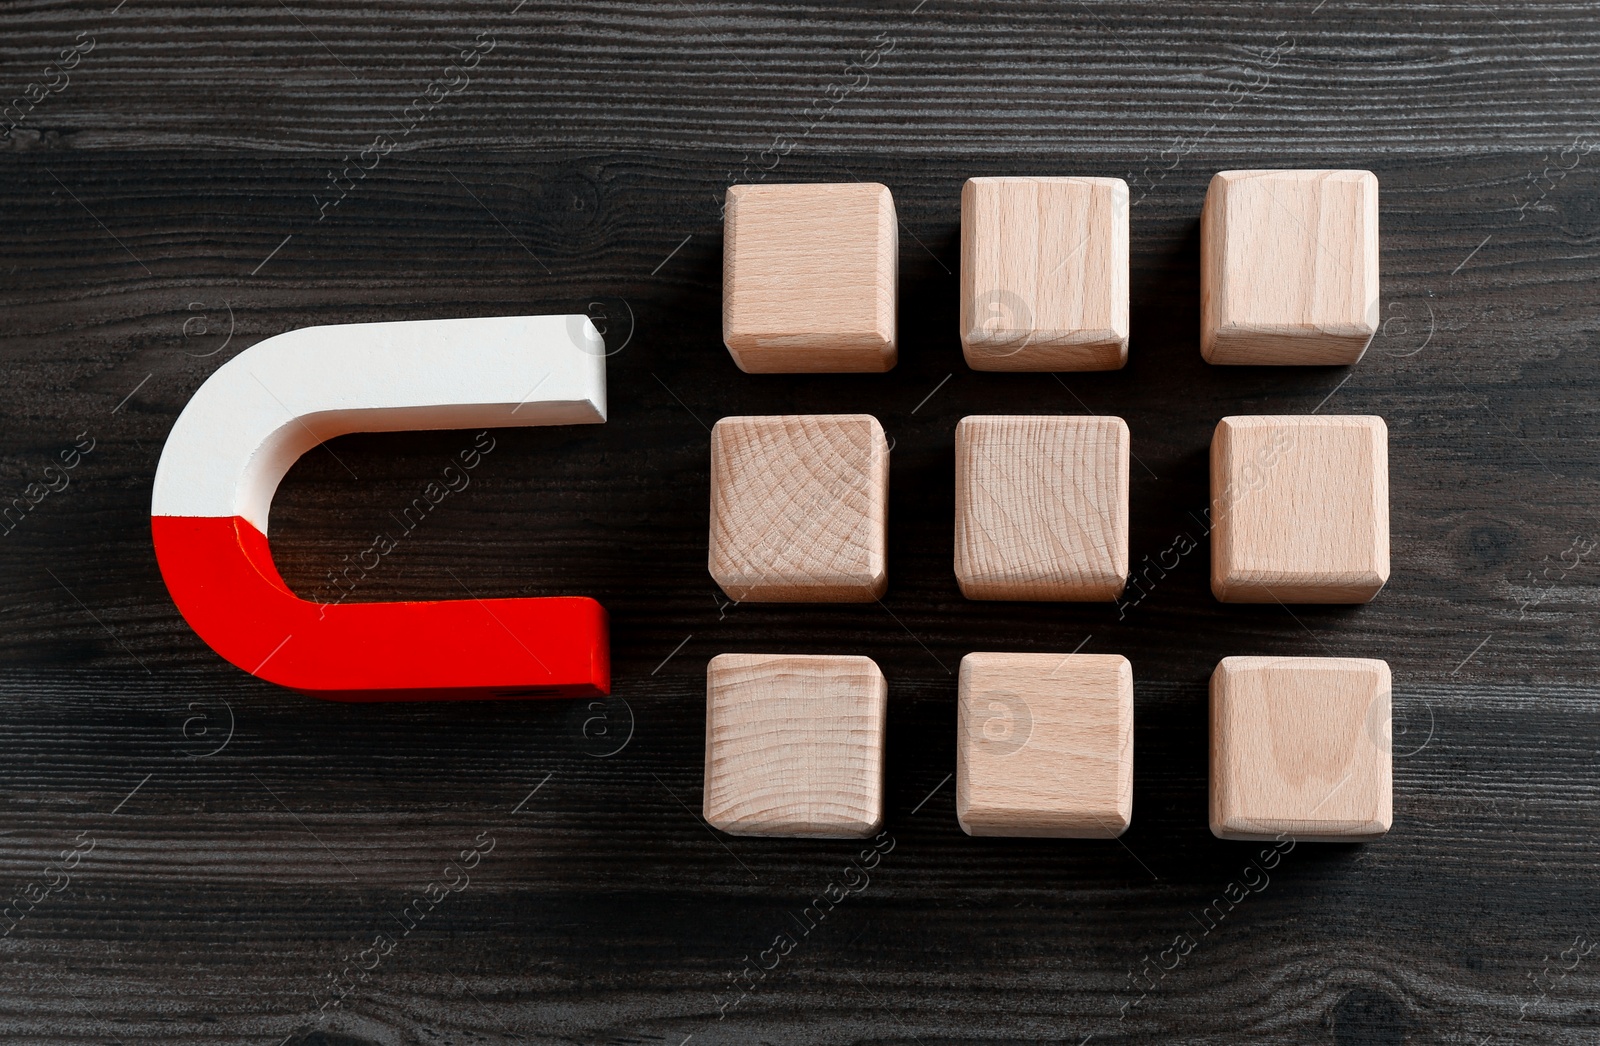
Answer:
xmin=1202 ymin=169 xmax=1379 ymax=366
xmin=956 ymin=652 xmax=1133 ymax=838
xmin=709 ymin=414 xmax=889 ymax=603
xmin=703 ymin=653 xmax=887 ymax=839
xmin=1211 ymin=415 xmax=1389 ymax=604
xmin=1210 ymin=656 xmax=1392 ymax=841
xmin=960 ymin=177 xmax=1130 ymax=372
xmin=954 ymin=415 xmax=1129 ymax=601
xmin=722 ymin=182 xmax=898 ymax=373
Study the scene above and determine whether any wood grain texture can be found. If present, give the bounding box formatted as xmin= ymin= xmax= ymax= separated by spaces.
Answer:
xmin=708 ymin=413 xmax=888 ymax=602
xmin=956 ymin=651 xmax=1133 ymax=839
xmin=1210 ymin=656 xmax=1392 ymax=842
xmin=1201 ymin=169 xmax=1380 ymax=365
xmin=722 ymin=182 xmax=897 ymax=372
xmin=960 ymin=176 xmax=1129 ymax=371
xmin=1211 ymin=415 xmax=1389 ymax=604
xmin=954 ymin=414 xmax=1129 ymax=600
xmin=3 ymin=1 xmax=1600 ymax=1041
xmin=703 ymin=653 xmax=886 ymax=839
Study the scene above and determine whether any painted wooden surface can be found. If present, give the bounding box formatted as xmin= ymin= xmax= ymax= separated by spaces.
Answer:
xmin=2 ymin=1 xmax=1599 ymax=1043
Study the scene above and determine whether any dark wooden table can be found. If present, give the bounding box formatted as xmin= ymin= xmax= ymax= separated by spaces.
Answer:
xmin=3 ymin=2 xmax=1598 ymax=1042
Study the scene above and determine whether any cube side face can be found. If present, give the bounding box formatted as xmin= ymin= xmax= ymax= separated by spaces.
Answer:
xmin=954 ymin=415 xmax=1130 ymax=601
xmin=709 ymin=415 xmax=889 ymax=602
xmin=1211 ymin=415 xmax=1390 ymax=603
xmin=703 ymin=653 xmax=887 ymax=838
xmin=956 ymin=652 xmax=1133 ymax=838
xmin=1202 ymin=170 xmax=1380 ymax=366
xmin=1209 ymin=656 xmax=1392 ymax=841
xmin=960 ymin=177 xmax=1129 ymax=372
xmin=723 ymin=183 xmax=898 ymax=373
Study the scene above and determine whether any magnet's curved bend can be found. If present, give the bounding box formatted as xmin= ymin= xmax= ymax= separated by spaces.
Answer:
xmin=151 ymin=314 xmax=609 ymax=702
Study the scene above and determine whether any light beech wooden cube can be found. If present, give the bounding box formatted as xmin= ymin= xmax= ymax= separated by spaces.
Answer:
xmin=703 ymin=653 xmax=887 ymax=839
xmin=960 ymin=176 xmax=1129 ymax=372
xmin=722 ymin=182 xmax=898 ymax=373
xmin=709 ymin=414 xmax=889 ymax=602
xmin=1210 ymin=656 xmax=1392 ymax=841
xmin=954 ymin=415 xmax=1129 ymax=601
xmin=1201 ymin=169 xmax=1380 ymax=366
xmin=1210 ymin=415 xmax=1389 ymax=603
xmin=956 ymin=652 xmax=1133 ymax=838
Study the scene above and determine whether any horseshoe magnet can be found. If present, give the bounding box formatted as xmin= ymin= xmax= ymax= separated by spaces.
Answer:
xmin=151 ymin=314 xmax=609 ymax=702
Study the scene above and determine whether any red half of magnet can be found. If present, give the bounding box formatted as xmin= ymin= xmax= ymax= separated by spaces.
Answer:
xmin=152 ymin=514 xmax=609 ymax=702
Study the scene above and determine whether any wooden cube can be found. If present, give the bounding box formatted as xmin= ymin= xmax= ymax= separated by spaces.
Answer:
xmin=1210 ymin=415 xmax=1389 ymax=603
xmin=1201 ymin=169 xmax=1379 ymax=365
xmin=956 ymin=652 xmax=1133 ymax=838
xmin=709 ymin=414 xmax=889 ymax=602
xmin=703 ymin=653 xmax=887 ymax=838
xmin=954 ymin=415 xmax=1128 ymax=601
xmin=722 ymin=182 xmax=897 ymax=373
xmin=960 ymin=177 xmax=1129 ymax=371
xmin=1210 ymin=656 xmax=1392 ymax=841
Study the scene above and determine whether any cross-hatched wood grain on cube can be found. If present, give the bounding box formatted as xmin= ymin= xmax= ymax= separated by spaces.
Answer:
xmin=722 ymin=182 xmax=898 ymax=373
xmin=703 ymin=653 xmax=887 ymax=839
xmin=956 ymin=651 xmax=1133 ymax=838
xmin=1210 ymin=656 xmax=1392 ymax=841
xmin=709 ymin=414 xmax=889 ymax=602
xmin=1210 ymin=415 xmax=1389 ymax=603
xmin=954 ymin=415 xmax=1129 ymax=600
xmin=1201 ymin=169 xmax=1379 ymax=365
xmin=960 ymin=176 xmax=1129 ymax=372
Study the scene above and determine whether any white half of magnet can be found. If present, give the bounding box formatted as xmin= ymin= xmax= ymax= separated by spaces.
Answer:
xmin=151 ymin=314 xmax=606 ymax=533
